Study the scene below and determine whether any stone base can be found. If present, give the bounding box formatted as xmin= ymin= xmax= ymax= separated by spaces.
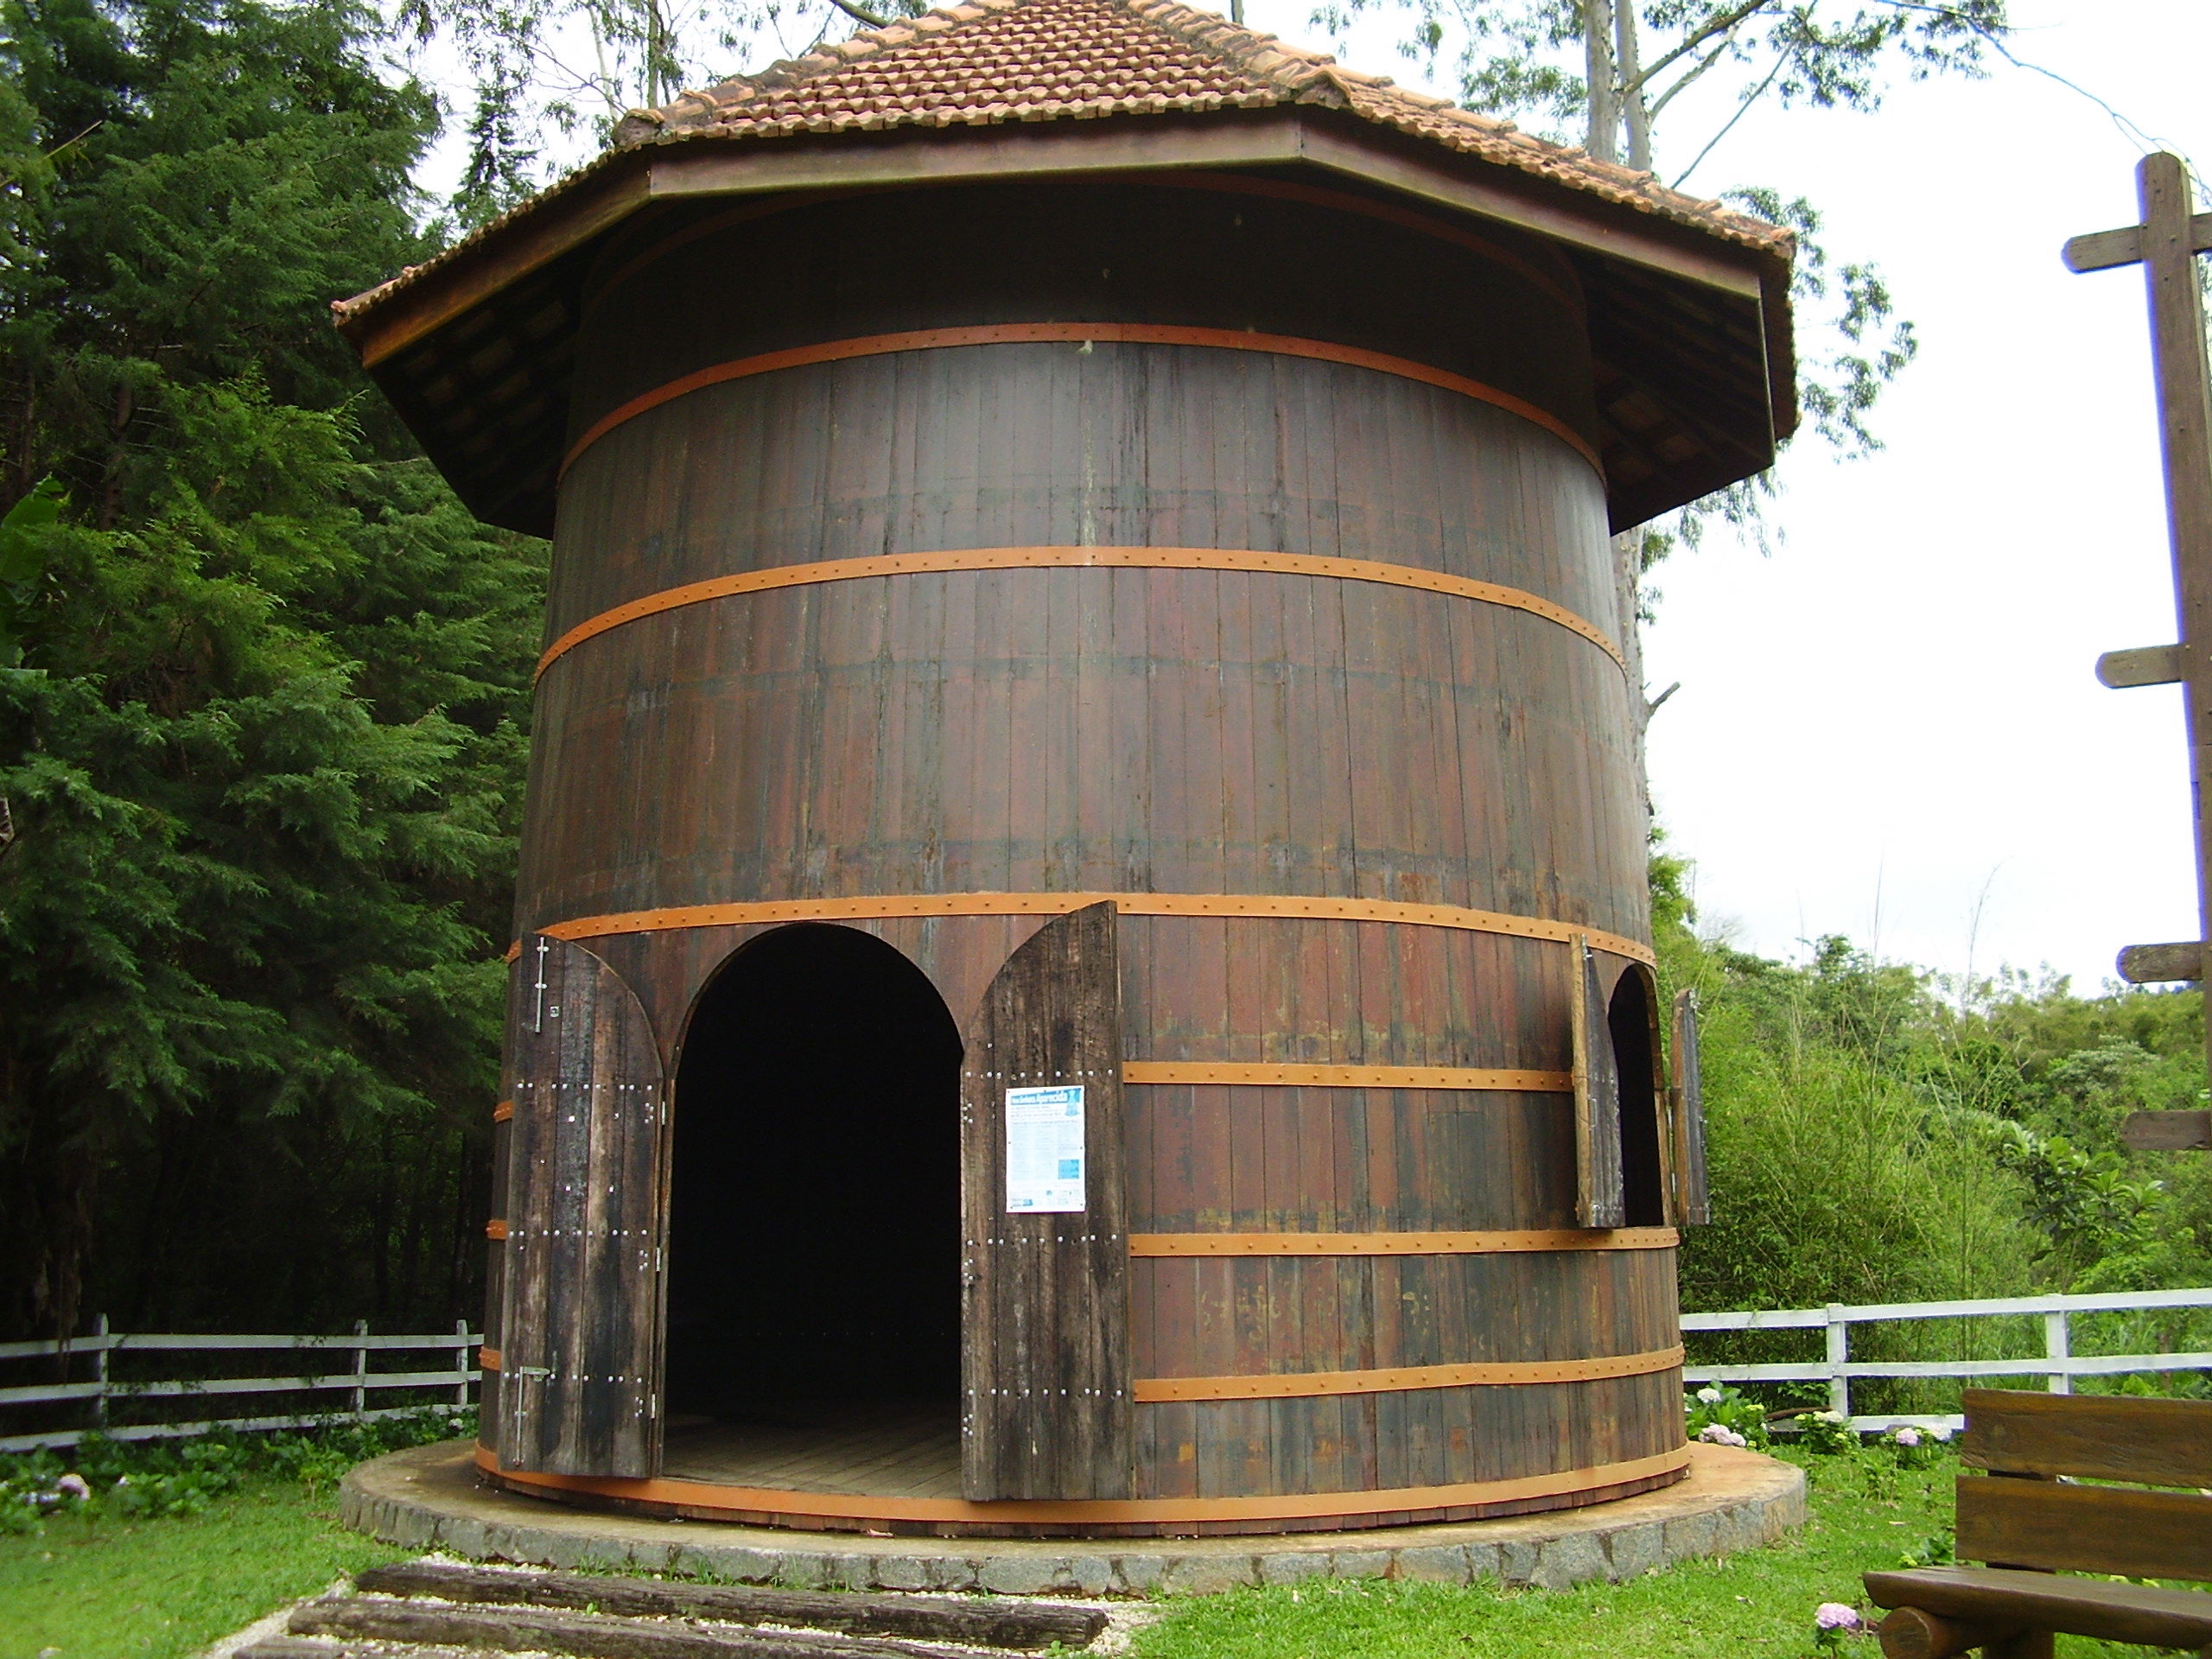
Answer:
xmin=341 ymin=1441 xmax=1803 ymax=1597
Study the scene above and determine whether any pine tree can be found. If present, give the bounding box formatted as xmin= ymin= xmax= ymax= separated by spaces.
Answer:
xmin=0 ymin=0 xmax=545 ymax=1339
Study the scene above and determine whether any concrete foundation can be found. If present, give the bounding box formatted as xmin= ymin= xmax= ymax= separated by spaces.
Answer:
xmin=341 ymin=1440 xmax=1803 ymax=1597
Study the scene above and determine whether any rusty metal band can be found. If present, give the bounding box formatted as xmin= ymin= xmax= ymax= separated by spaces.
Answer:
xmin=1128 ymin=1227 xmax=1679 ymax=1256
xmin=561 ymin=323 xmax=1605 ymax=477
xmin=477 ymin=1348 xmax=501 ymax=1372
xmin=1122 ymin=1060 xmax=1569 ymax=1092
xmin=533 ymin=545 xmax=1623 ymax=683
xmin=1135 ymin=1345 xmax=1683 ymax=1402
xmin=493 ymin=1100 xmax=514 ymax=1123
xmin=519 ymin=893 xmax=1654 ymax=967
xmin=485 ymin=1219 xmax=509 ymax=1241
xmin=476 ymin=1443 xmax=1691 ymax=1525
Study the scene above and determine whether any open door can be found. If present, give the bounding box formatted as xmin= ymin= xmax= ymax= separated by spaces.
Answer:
xmin=1609 ymin=960 xmax=1669 ymax=1228
xmin=1669 ymin=988 xmax=1711 ymax=1225
xmin=498 ymin=932 xmax=667 ymax=1476
xmin=1568 ymin=935 xmax=1625 ymax=1229
xmin=960 ymin=902 xmax=1132 ymax=1500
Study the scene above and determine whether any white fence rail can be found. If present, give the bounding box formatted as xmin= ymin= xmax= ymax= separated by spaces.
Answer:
xmin=0 ymin=1319 xmax=480 ymax=1452
xmin=4 ymin=1288 xmax=2206 ymax=1452
xmin=1681 ymin=1285 xmax=2212 ymax=1432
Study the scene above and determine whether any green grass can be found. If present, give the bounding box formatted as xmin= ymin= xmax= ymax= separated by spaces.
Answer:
xmin=0 ymin=1444 xmax=2171 ymax=1659
xmin=1129 ymin=1447 xmax=2156 ymax=1659
xmin=0 ymin=1475 xmax=404 ymax=1659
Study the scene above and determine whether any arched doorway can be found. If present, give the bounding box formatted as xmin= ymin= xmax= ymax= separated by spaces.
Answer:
xmin=1607 ymin=964 xmax=1668 ymax=1228
xmin=664 ymin=925 xmax=963 ymax=1445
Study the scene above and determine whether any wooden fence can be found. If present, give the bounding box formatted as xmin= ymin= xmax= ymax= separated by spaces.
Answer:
xmin=0 ymin=1319 xmax=478 ymax=1452
xmin=1681 ymin=1285 xmax=2212 ymax=1431
xmin=3 ymin=1287 xmax=2206 ymax=1452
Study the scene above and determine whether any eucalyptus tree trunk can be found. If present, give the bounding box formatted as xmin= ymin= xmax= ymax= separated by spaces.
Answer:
xmin=1585 ymin=3 xmax=1658 ymax=832
xmin=1615 ymin=3 xmax=1653 ymax=172
xmin=1581 ymin=0 xmax=1618 ymax=164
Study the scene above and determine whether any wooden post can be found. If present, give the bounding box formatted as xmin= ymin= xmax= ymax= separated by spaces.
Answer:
xmin=2069 ymin=156 xmax=2212 ymax=1096
xmin=454 ymin=1318 xmax=471 ymax=1410
xmin=2043 ymin=1308 xmax=2071 ymax=1397
xmin=2139 ymin=154 xmax=2212 ymax=1056
xmin=1827 ymin=1304 xmax=1850 ymax=1419
xmin=351 ymin=1319 xmax=368 ymax=1420
xmin=93 ymin=1313 xmax=109 ymax=1430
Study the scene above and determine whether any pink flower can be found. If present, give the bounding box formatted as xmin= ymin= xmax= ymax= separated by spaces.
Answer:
xmin=1894 ymin=1427 xmax=1923 ymax=1448
xmin=54 ymin=1473 xmax=90 ymax=1500
xmin=1696 ymin=1423 xmax=1748 ymax=1448
xmin=1815 ymin=1603 xmax=1862 ymax=1631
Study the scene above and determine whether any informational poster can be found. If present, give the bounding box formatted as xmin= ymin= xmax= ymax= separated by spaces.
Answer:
xmin=1005 ymin=1084 xmax=1086 ymax=1213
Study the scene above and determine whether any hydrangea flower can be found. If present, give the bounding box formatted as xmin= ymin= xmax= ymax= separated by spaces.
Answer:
xmin=1696 ymin=1423 xmax=1749 ymax=1448
xmin=1894 ymin=1427 xmax=1923 ymax=1448
xmin=1696 ymin=1386 xmax=1725 ymax=1404
xmin=1924 ymin=1425 xmax=1952 ymax=1443
xmin=54 ymin=1474 xmax=90 ymax=1501
xmin=1815 ymin=1604 xmax=1862 ymax=1631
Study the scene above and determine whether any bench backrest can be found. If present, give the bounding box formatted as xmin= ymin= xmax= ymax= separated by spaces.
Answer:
xmin=1957 ymin=1389 xmax=2212 ymax=1584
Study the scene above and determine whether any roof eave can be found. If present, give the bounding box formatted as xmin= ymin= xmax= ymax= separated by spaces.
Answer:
xmin=339 ymin=103 xmax=1789 ymax=356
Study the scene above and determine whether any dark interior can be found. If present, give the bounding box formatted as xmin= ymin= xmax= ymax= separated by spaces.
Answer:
xmin=1609 ymin=967 xmax=1669 ymax=1229
xmin=664 ymin=925 xmax=963 ymax=1423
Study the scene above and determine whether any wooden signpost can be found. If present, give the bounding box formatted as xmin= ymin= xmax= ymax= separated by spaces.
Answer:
xmin=2067 ymin=152 xmax=2212 ymax=1153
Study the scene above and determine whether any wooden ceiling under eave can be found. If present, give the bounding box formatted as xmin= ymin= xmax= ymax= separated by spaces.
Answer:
xmin=339 ymin=107 xmax=1796 ymax=541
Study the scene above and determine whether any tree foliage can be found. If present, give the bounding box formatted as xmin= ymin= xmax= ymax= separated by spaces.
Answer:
xmin=0 ymin=0 xmax=544 ymax=1340
xmin=1299 ymin=0 xmax=2009 ymax=556
xmin=1652 ymin=848 xmax=2212 ymax=1403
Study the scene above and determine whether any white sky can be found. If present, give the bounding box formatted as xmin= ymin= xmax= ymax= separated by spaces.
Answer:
xmin=1230 ymin=0 xmax=2212 ymax=994
xmin=416 ymin=3 xmax=2212 ymax=993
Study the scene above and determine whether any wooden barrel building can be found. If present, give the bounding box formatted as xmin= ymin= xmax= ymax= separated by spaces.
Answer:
xmin=336 ymin=0 xmax=1791 ymax=1536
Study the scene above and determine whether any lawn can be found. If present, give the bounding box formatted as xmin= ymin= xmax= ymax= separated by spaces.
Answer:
xmin=0 ymin=1475 xmax=404 ymax=1659
xmin=0 ymin=1440 xmax=2162 ymax=1659
xmin=1130 ymin=1446 xmax=2148 ymax=1659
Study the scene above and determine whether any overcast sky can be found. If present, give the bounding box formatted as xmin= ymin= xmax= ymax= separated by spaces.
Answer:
xmin=1224 ymin=0 xmax=2212 ymax=994
xmin=424 ymin=3 xmax=2212 ymax=994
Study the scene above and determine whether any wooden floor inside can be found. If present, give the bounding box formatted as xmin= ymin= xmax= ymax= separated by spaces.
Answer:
xmin=659 ymin=1402 xmax=962 ymax=1498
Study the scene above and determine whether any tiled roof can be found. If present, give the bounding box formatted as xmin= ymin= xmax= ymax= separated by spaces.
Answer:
xmin=330 ymin=0 xmax=1791 ymax=331
xmin=610 ymin=0 xmax=1789 ymax=257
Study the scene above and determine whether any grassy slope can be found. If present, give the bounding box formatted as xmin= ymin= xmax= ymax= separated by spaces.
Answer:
xmin=0 ymin=1477 xmax=404 ymax=1659
xmin=1131 ymin=1448 xmax=2149 ymax=1659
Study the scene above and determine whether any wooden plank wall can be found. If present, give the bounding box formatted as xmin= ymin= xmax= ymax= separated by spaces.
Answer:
xmin=499 ymin=180 xmax=1679 ymax=1503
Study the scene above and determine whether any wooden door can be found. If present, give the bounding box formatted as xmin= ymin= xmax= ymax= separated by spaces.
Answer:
xmin=1669 ymin=988 xmax=1711 ymax=1226
xmin=498 ymin=932 xmax=667 ymax=1476
xmin=959 ymin=902 xmax=1133 ymax=1500
xmin=1569 ymin=936 xmax=1626 ymax=1229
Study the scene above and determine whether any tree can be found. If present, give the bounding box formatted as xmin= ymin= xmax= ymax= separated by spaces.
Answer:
xmin=1295 ymin=1 xmax=2012 ymax=821
xmin=400 ymin=0 xmax=913 ymax=225
xmin=0 ymin=0 xmax=545 ymax=1339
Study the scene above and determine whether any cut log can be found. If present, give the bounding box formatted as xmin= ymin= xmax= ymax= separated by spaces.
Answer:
xmin=2095 ymin=645 xmax=2183 ymax=688
xmin=352 ymin=1561 xmax=1107 ymax=1650
xmin=1863 ymin=1567 xmax=2212 ymax=1651
xmin=289 ymin=1596 xmax=976 ymax=1659
xmin=2121 ymin=1108 xmax=2212 ymax=1152
xmin=2115 ymin=942 xmax=2202 ymax=983
xmin=1872 ymin=1605 xmax=2022 ymax=1659
xmin=240 ymin=1642 xmax=479 ymax=1659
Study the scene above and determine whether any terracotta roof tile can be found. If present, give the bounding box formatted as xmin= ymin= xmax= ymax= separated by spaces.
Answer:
xmin=609 ymin=0 xmax=1785 ymax=257
xmin=332 ymin=0 xmax=1788 ymax=329
xmin=618 ymin=0 xmax=1282 ymax=140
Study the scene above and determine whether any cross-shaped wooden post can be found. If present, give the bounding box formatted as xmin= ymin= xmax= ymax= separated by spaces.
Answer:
xmin=2068 ymin=152 xmax=2212 ymax=1153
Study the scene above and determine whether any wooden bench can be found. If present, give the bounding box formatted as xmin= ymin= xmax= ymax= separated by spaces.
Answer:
xmin=1863 ymin=1389 xmax=2212 ymax=1659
